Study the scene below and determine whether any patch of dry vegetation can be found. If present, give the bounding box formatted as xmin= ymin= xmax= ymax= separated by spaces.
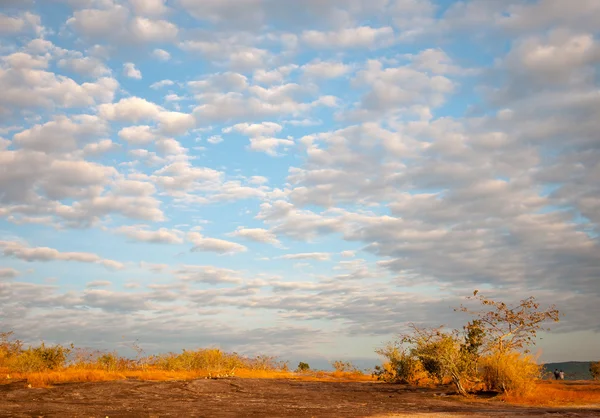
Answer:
xmin=0 ymin=331 xmax=372 ymax=388
xmin=505 ymin=380 xmax=600 ymax=406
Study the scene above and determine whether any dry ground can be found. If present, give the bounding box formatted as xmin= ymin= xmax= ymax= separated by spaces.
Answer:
xmin=1 ymin=378 xmax=600 ymax=418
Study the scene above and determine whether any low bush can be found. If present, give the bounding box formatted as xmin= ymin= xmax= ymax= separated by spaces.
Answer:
xmin=590 ymin=361 xmax=600 ymax=380
xmin=6 ymin=343 xmax=71 ymax=373
xmin=331 ymin=360 xmax=359 ymax=373
xmin=374 ymin=342 xmax=423 ymax=384
xmin=479 ymin=352 xmax=541 ymax=395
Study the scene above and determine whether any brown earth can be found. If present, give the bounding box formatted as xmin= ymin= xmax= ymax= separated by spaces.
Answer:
xmin=1 ymin=378 xmax=599 ymax=418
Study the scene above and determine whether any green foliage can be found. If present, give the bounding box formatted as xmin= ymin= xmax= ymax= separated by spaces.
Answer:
xmin=404 ymin=326 xmax=475 ymax=396
xmin=462 ymin=320 xmax=485 ymax=357
xmin=590 ymin=361 xmax=600 ymax=381
xmin=296 ymin=361 xmax=310 ymax=372
xmin=377 ymin=291 xmax=561 ymax=397
xmin=6 ymin=342 xmax=72 ymax=372
xmin=374 ymin=342 xmax=421 ymax=384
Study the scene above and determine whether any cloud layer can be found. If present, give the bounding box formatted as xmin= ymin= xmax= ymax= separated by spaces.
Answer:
xmin=0 ymin=0 xmax=598 ymax=363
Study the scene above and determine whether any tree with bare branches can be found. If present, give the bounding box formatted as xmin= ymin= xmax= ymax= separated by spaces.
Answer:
xmin=457 ymin=290 xmax=560 ymax=354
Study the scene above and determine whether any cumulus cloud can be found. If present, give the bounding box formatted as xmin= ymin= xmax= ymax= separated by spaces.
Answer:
xmin=175 ymin=265 xmax=244 ymax=285
xmin=58 ymin=55 xmax=111 ymax=78
xmin=115 ymin=225 xmax=184 ymax=244
xmin=0 ymin=268 xmax=19 ymax=279
xmin=123 ymin=62 xmax=142 ymax=79
xmin=129 ymin=0 xmax=169 ymax=16
xmin=187 ymin=232 xmax=247 ymax=254
xmin=150 ymin=79 xmax=174 ymax=89
xmin=302 ymin=60 xmax=351 ymax=79
xmin=302 ymin=26 xmax=395 ymax=49
xmin=0 ymin=241 xmax=124 ymax=270
xmin=222 ymin=122 xmax=294 ymax=155
xmin=1 ymin=0 xmax=599 ymax=364
xmin=66 ymin=5 xmax=178 ymax=43
xmin=229 ymin=227 xmax=281 ymax=246
xmin=152 ymin=48 xmax=171 ymax=61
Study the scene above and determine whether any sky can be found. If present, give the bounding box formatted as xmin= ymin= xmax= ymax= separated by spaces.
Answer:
xmin=0 ymin=0 xmax=599 ymax=368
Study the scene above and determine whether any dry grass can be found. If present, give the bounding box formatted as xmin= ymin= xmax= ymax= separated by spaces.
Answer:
xmin=504 ymin=380 xmax=600 ymax=407
xmin=0 ymin=366 xmax=374 ymax=388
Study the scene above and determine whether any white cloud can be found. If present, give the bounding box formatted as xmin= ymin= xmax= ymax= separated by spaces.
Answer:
xmin=346 ymin=59 xmax=454 ymax=119
xmin=207 ymin=135 xmax=223 ymax=144
xmin=67 ymin=5 xmax=129 ymax=38
xmin=279 ymin=252 xmax=331 ymax=261
xmin=187 ymin=232 xmax=247 ymax=254
xmin=229 ymin=227 xmax=281 ymax=246
xmin=13 ymin=114 xmax=107 ymax=153
xmin=150 ymin=79 xmax=175 ymax=89
xmin=222 ymin=122 xmax=292 ymax=155
xmin=302 ymin=26 xmax=395 ymax=49
xmin=156 ymin=138 xmax=185 ymax=155
xmin=118 ymin=125 xmax=156 ymax=144
xmin=0 ymin=62 xmax=119 ymax=114
xmin=115 ymin=225 xmax=184 ymax=244
xmin=82 ymin=139 xmax=119 ymax=156
xmin=0 ymin=241 xmax=124 ymax=270
xmin=0 ymin=12 xmax=42 ymax=35
xmin=253 ymin=65 xmax=298 ymax=85
xmin=156 ymin=111 xmax=196 ymax=135
xmin=0 ymin=268 xmax=19 ymax=279
xmin=67 ymin=5 xmax=178 ymax=43
xmin=175 ymin=265 xmax=243 ymax=285
xmin=58 ymin=55 xmax=111 ymax=78
xmin=152 ymin=48 xmax=171 ymax=61
xmin=129 ymin=0 xmax=168 ymax=16
xmin=249 ymin=136 xmax=294 ymax=156
xmin=130 ymin=17 xmax=178 ymax=42
xmin=302 ymin=60 xmax=351 ymax=79
xmin=223 ymin=122 xmax=282 ymax=137
xmin=98 ymin=97 xmax=161 ymax=122
xmin=249 ymin=176 xmax=268 ymax=185
xmin=123 ymin=62 xmax=142 ymax=79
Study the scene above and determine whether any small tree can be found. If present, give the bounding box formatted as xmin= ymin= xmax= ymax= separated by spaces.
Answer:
xmin=457 ymin=291 xmax=560 ymax=354
xmin=402 ymin=325 xmax=475 ymax=396
xmin=374 ymin=342 xmax=421 ymax=384
xmin=296 ymin=361 xmax=310 ymax=372
xmin=590 ymin=361 xmax=600 ymax=380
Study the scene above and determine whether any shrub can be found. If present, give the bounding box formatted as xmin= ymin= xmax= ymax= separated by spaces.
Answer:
xmin=7 ymin=343 xmax=71 ymax=373
xmin=407 ymin=328 xmax=475 ymax=396
xmin=331 ymin=360 xmax=359 ymax=373
xmin=374 ymin=342 xmax=422 ymax=384
xmin=479 ymin=352 xmax=541 ymax=395
xmin=97 ymin=352 xmax=120 ymax=372
xmin=296 ymin=362 xmax=310 ymax=372
xmin=590 ymin=361 xmax=600 ymax=381
xmin=149 ymin=348 xmax=249 ymax=373
xmin=0 ymin=331 xmax=23 ymax=366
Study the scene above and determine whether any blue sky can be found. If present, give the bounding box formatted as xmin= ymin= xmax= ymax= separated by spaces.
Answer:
xmin=1 ymin=0 xmax=599 ymax=367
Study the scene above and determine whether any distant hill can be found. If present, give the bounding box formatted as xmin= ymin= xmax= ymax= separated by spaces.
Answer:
xmin=542 ymin=361 xmax=594 ymax=380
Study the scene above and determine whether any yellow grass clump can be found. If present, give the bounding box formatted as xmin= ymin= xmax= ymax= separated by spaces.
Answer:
xmin=478 ymin=352 xmax=541 ymax=395
xmin=504 ymin=380 xmax=600 ymax=406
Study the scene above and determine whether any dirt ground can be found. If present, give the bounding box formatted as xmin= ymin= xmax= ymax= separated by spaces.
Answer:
xmin=1 ymin=378 xmax=599 ymax=418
